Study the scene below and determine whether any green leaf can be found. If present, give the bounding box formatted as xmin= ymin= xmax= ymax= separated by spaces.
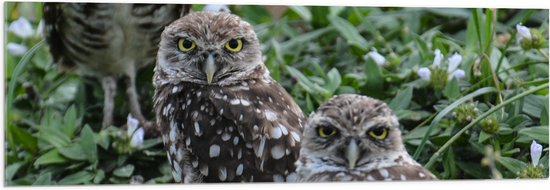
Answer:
xmin=58 ymin=144 xmax=86 ymax=161
xmin=93 ymin=170 xmax=105 ymax=184
xmin=9 ymin=124 xmax=38 ymax=153
xmin=80 ymin=124 xmax=98 ymax=162
xmin=389 ymin=86 xmax=413 ymax=111
xmin=523 ymin=95 xmax=545 ymax=118
xmin=5 ymin=162 xmax=24 ymax=181
xmin=58 ymin=170 xmax=94 ymax=185
xmin=518 ymin=126 xmax=549 ymax=144
xmin=498 ymin=157 xmax=528 ymax=175
xmin=38 ymin=126 xmax=71 ymax=148
xmin=364 ymin=60 xmax=384 ymax=98
xmin=443 ymin=77 xmax=460 ymax=100
xmin=541 ymin=98 xmax=549 ymax=126
xmin=328 ymin=15 xmax=368 ymax=50
xmin=289 ymin=6 xmax=311 ymax=21
xmin=325 ymin=68 xmax=341 ymax=94
xmin=63 ymin=105 xmax=78 ymax=138
xmin=34 ymin=149 xmax=68 ymax=166
xmin=33 ymin=172 xmax=52 ymax=185
xmin=286 ymin=66 xmax=316 ymax=94
xmin=478 ymin=131 xmax=492 ymax=143
xmin=113 ymin=164 xmax=135 ymax=178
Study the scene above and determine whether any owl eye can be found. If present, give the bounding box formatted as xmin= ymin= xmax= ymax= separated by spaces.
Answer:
xmin=368 ymin=127 xmax=388 ymax=140
xmin=178 ymin=38 xmax=195 ymax=52
xmin=225 ymin=39 xmax=243 ymax=52
xmin=317 ymin=126 xmax=338 ymax=138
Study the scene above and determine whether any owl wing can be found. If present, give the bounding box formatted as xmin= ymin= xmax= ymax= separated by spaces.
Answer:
xmin=208 ymin=78 xmax=305 ymax=181
xmin=43 ymin=3 xmax=73 ymax=69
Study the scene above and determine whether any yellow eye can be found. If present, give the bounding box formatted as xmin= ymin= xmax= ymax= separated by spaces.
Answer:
xmin=225 ymin=39 xmax=243 ymax=52
xmin=368 ymin=127 xmax=388 ymax=140
xmin=318 ymin=126 xmax=338 ymax=138
xmin=178 ymin=39 xmax=195 ymax=52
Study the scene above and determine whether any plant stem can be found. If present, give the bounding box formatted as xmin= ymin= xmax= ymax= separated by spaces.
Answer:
xmin=537 ymin=48 xmax=549 ymax=61
xmin=424 ymin=82 xmax=549 ymax=169
xmin=413 ymin=87 xmax=497 ymax=159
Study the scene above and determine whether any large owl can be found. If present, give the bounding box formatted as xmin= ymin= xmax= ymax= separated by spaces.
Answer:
xmin=296 ymin=94 xmax=437 ymax=182
xmin=153 ymin=12 xmax=305 ymax=183
xmin=43 ymin=3 xmax=188 ymax=129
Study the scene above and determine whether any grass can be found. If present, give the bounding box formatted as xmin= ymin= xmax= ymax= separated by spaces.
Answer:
xmin=3 ymin=2 xmax=549 ymax=185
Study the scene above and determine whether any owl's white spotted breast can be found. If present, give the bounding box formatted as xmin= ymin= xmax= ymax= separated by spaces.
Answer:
xmin=154 ymin=77 xmax=305 ymax=182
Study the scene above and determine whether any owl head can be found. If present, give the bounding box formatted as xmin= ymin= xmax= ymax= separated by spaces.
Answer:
xmin=155 ymin=12 xmax=266 ymax=86
xmin=301 ymin=94 xmax=404 ymax=170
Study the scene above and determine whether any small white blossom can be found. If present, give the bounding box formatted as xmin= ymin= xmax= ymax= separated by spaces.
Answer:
xmin=364 ymin=50 xmax=386 ymax=66
xmin=8 ymin=17 xmax=34 ymax=39
xmin=130 ymin=128 xmax=144 ymax=148
xmin=7 ymin=43 xmax=28 ymax=56
xmin=450 ymin=69 xmax=465 ymax=80
xmin=417 ymin=67 xmax=431 ymax=81
xmin=516 ymin=23 xmax=532 ymax=42
xmin=432 ymin=49 xmax=443 ymax=68
xmin=36 ymin=20 xmax=45 ymax=37
xmin=447 ymin=53 xmax=462 ymax=72
xmin=126 ymin=114 xmax=140 ymax=137
xmin=531 ymin=140 xmax=543 ymax=166
xmin=203 ymin=4 xmax=230 ymax=12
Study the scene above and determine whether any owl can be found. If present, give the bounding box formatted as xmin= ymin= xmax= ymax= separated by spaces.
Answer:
xmin=295 ymin=94 xmax=437 ymax=182
xmin=43 ymin=3 xmax=189 ymax=130
xmin=153 ymin=12 xmax=305 ymax=183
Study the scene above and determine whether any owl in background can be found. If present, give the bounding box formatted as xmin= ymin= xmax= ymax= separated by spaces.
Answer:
xmin=153 ymin=11 xmax=305 ymax=183
xmin=43 ymin=3 xmax=189 ymax=130
xmin=296 ymin=94 xmax=437 ymax=182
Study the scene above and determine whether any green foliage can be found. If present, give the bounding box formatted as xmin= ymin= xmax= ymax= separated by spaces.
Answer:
xmin=4 ymin=2 xmax=549 ymax=185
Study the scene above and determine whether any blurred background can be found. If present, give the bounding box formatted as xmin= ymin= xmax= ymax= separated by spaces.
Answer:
xmin=4 ymin=2 xmax=549 ymax=185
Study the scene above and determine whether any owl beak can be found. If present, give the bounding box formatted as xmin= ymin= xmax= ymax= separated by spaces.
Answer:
xmin=345 ymin=138 xmax=359 ymax=170
xmin=205 ymin=54 xmax=216 ymax=84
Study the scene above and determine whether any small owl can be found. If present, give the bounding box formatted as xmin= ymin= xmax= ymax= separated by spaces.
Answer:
xmin=296 ymin=94 xmax=437 ymax=182
xmin=43 ymin=3 xmax=188 ymax=129
xmin=153 ymin=12 xmax=305 ymax=183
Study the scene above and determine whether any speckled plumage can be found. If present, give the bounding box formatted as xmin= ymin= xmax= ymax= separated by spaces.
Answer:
xmin=153 ymin=12 xmax=305 ymax=183
xmin=43 ymin=3 xmax=187 ymax=128
xmin=296 ymin=94 xmax=437 ymax=182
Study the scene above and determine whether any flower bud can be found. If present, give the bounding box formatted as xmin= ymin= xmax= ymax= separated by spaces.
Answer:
xmin=479 ymin=116 xmax=499 ymax=134
xmin=530 ymin=29 xmax=545 ymax=49
xmin=519 ymin=164 xmax=546 ymax=178
xmin=453 ymin=103 xmax=478 ymax=127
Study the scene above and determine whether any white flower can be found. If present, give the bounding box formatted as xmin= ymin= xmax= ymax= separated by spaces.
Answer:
xmin=531 ymin=140 xmax=543 ymax=166
xmin=432 ymin=49 xmax=443 ymax=68
xmin=126 ymin=114 xmax=139 ymax=137
xmin=126 ymin=114 xmax=144 ymax=148
xmin=130 ymin=128 xmax=144 ymax=148
xmin=364 ymin=50 xmax=386 ymax=66
xmin=203 ymin=4 xmax=230 ymax=12
xmin=447 ymin=53 xmax=462 ymax=72
xmin=8 ymin=17 xmax=34 ymax=39
xmin=516 ymin=23 xmax=531 ymax=42
xmin=417 ymin=67 xmax=431 ymax=81
xmin=36 ymin=20 xmax=45 ymax=37
xmin=7 ymin=43 xmax=28 ymax=56
xmin=450 ymin=69 xmax=465 ymax=80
